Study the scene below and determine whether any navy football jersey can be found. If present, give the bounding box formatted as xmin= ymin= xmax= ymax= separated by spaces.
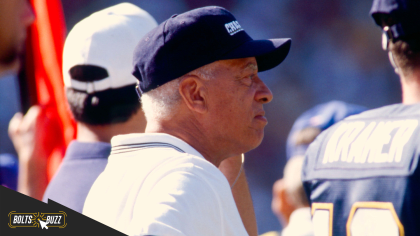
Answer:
xmin=302 ymin=103 xmax=420 ymax=236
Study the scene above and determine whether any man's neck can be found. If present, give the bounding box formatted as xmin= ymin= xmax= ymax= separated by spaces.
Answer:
xmin=401 ymin=69 xmax=420 ymax=104
xmin=77 ymin=111 xmax=146 ymax=143
xmin=146 ymin=118 xmax=226 ymax=167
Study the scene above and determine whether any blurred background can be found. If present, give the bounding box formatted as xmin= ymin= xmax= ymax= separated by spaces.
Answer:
xmin=0 ymin=0 xmax=401 ymax=234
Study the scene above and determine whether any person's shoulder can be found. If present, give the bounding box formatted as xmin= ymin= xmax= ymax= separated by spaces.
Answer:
xmin=146 ymin=152 xmax=229 ymax=193
xmin=129 ymin=161 xmax=233 ymax=236
xmin=64 ymin=140 xmax=111 ymax=161
xmin=42 ymin=141 xmax=110 ymax=212
xmin=134 ymin=152 xmax=231 ymax=210
xmin=302 ymin=103 xmax=420 ymax=182
xmin=345 ymin=103 xmax=420 ymax=120
xmin=307 ymin=103 xmax=420 ymax=148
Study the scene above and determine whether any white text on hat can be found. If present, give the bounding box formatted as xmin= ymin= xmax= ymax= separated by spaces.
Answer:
xmin=225 ymin=20 xmax=243 ymax=36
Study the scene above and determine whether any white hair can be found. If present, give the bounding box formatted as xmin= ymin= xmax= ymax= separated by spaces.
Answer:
xmin=141 ymin=63 xmax=217 ymax=121
xmin=141 ymin=78 xmax=181 ymax=121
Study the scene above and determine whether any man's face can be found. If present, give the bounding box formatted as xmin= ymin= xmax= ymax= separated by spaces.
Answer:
xmin=204 ymin=57 xmax=273 ymax=155
xmin=0 ymin=0 xmax=34 ymax=66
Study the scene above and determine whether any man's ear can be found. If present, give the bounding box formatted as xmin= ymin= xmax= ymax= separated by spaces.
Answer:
xmin=178 ymin=75 xmax=207 ymax=114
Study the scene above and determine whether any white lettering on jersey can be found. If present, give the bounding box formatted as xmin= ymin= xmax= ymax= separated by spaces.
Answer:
xmin=323 ymin=119 xmax=418 ymax=165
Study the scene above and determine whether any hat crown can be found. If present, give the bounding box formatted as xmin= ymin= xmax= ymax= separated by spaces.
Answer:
xmin=63 ymin=3 xmax=157 ymax=93
xmin=132 ymin=6 xmax=253 ymax=93
xmin=132 ymin=6 xmax=291 ymax=94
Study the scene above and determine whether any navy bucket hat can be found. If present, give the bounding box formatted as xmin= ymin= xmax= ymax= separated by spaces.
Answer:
xmin=132 ymin=6 xmax=291 ymax=93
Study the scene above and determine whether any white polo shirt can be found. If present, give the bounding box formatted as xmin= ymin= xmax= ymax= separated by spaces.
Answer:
xmin=83 ymin=133 xmax=248 ymax=236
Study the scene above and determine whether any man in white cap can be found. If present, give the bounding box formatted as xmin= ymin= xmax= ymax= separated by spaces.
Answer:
xmin=41 ymin=3 xmax=157 ymax=213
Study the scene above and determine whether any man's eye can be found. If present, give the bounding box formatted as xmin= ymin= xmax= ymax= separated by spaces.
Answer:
xmin=241 ymin=75 xmax=254 ymax=87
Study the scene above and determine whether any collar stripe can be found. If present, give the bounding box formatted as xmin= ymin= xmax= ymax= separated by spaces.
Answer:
xmin=111 ymin=142 xmax=185 ymax=155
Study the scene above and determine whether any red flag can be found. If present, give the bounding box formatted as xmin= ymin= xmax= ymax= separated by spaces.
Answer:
xmin=25 ymin=0 xmax=76 ymax=180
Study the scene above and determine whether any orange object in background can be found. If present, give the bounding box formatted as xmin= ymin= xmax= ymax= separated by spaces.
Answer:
xmin=23 ymin=0 xmax=76 ymax=180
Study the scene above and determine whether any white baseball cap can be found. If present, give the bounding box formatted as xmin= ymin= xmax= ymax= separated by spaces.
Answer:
xmin=62 ymin=3 xmax=158 ymax=93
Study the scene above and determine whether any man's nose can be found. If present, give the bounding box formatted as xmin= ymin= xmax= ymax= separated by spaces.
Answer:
xmin=255 ymin=76 xmax=273 ymax=104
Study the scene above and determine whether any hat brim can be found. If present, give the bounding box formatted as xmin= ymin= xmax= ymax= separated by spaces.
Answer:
xmin=221 ymin=38 xmax=291 ymax=72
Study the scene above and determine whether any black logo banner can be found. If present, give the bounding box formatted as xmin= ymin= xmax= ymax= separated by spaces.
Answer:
xmin=0 ymin=186 xmax=126 ymax=236
xmin=9 ymin=211 xmax=67 ymax=228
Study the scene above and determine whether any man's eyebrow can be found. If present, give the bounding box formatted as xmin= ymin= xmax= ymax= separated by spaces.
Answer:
xmin=242 ymin=62 xmax=258 ymax=71
xmin=235 ymin=62 xmax=258 ymax=79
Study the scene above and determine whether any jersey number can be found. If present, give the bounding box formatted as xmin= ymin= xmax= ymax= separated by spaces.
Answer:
xmin=311 ymin=202 xmax=404 ymax=236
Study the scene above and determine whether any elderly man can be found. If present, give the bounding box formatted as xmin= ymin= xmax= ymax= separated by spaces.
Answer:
xmin=84 ymin=6 xmax=291 ymax=236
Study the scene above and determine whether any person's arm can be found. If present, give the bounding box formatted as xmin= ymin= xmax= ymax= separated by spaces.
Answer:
xmin=219 ymin=155 xmax=258 ymax=236
xmin=8 ymin=106 xmax=48 ymax=200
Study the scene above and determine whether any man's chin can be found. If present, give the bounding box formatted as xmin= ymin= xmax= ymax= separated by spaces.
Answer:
xmin=242 ymin=132 xmax=264 ymax=153
xmin=252 ymin=136 xmax=264 ymax=150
